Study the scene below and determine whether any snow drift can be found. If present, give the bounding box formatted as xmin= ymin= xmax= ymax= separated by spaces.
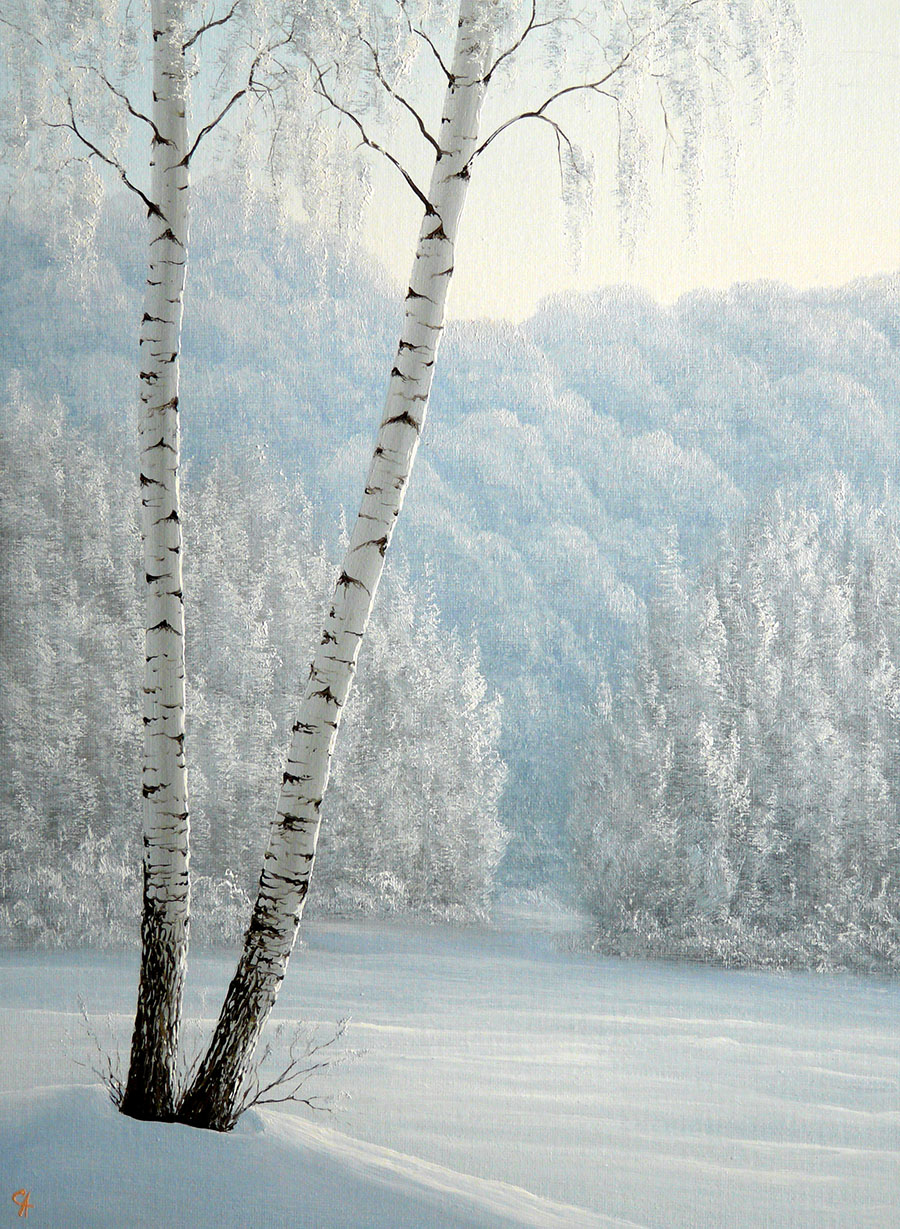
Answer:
xmin=0 ymin=1084 xmax=627 ymax=1229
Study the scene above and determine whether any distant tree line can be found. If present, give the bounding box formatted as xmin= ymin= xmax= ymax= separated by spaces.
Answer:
xmin=4 ymin=198 xmax=900 ymax=890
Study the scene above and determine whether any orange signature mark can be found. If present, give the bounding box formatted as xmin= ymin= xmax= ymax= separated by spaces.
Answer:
xmin=11 ymin=1192 xmax=33 ymax=1219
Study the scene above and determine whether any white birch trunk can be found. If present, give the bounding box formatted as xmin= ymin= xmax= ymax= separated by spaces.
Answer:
xmin=121 ymin=0 xmax=191 ymax=1121
xmin=178 ymin=0 xmax=497 ymax=1130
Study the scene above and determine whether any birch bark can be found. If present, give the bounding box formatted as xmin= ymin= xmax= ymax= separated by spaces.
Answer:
xmin=177 ymin=0 xmax=497 ymax=1130
xmin=120 ymin=0 xmax=191 ymax=1122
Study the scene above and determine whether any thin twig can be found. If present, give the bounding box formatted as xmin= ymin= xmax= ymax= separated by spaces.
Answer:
xmin=183 ymin=0 xmax=242 ymax=52
xmin=397 ymin=0 xmax=452 ymax=81
xmin=358 ymin=31 xmax=441 ymax=155
xmin=473 ymin=108 xmax=580 ymax=168
xmin=469 ymin=0 xmax=705 ymax=169
xmin=74 ymin=998 xmax=125 ymax=1107
xmin=76 ymin=64 xmax=170 ymax=145
xmin=225 ymin=1018 xmax=353 ymax=1129
xmin=181 ymin=19 xmax=298 ymax=166
xmin=654 ymin=80 xmax=678 ymax=171
xmin=483 ymin=1 xmax=608 ymax=83
xmin=485 ymin=0 xmax=546 ymax=82
xmin=0 ymin=12 xmax=46 ymax=47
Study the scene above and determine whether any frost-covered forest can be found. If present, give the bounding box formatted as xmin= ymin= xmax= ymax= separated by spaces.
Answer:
xmin=0 ymin=389 xmax=506 ymax=944
xmin=2 ymin=193 xmax=900 ymax=966
xmin=574 ymin=490 xmax=900 ymax=970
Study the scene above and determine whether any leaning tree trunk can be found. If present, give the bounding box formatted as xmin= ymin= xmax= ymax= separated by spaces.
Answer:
xmin=120 ymin=0 xmax=191 ymax=1122
xmin=177 ymin=0 xmax=496 ymax=1131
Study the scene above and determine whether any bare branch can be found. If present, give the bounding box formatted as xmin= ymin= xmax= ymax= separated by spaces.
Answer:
xmin=470 ymin=0 xmax=706 ymax=169
xmin=77 ymin=64 xmax=170 ymax=145
xmin=483 ymin=2 xmax=607 ymax=84
xmin=0 ymin=12 xmax=45 ymax=48
xmin=181 ymin=79 xmax=251 ymax=165
xmin=485 ymin=0 xmax=548 ymax=83
xmin=252 ymin=1091 xmax=332 ymax=1111
xmin=475 ymin=109 xmax=578 ymax=170
xmin=397 ymin=0 xmax=452 ymax=82
xmin=181 ymin=20 xmax=299 ymax=166
xmin=308 ymin=57 xmax=434 ymax=214
xmin=183 ymin=0 xmax=242 ymax=52
xmin=470 ymin=66 xmax=621 ymax=166
xmin=522 ymin=58 xmax=629 ymax=117
xmin=47 ymin=97 xmax=162 ymax=218
xmin=74 ymin=999 xmax=125 ymax=1108
xmin=228 ymin=1018 xmax=352 ymax=1127
xmin=654 ymin=80 xmax=678 ymax=172
xmin=359 ymin=31 xmax=441 ymax=156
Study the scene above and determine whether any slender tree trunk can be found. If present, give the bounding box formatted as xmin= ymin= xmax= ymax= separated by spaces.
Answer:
xmin=177 ymin=0 xmax=496 ymax=1131
xmin=120 ymin=0 xmax=191 ymax=1122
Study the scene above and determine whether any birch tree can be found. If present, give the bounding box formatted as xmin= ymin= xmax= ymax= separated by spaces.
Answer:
xmin=1 ymin=0 xmax=305 ymax=1120
xmin=176 ymin=0 xmax=799 ymax=1130
xmin=2 ymin=0 xmax=195 ymax=1122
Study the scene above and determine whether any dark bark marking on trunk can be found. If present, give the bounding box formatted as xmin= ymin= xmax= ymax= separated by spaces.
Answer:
xmin=353 ymin=536 xmax=389 ymax=556
xmin=382 ymin=411 xmax=421 ymax=432
xmin=337 ymin=571 xmax=370 ymax=594
xmin=151 ymin=227 xmax=184 ymax=247
xmin=148 ymin=619 xmax=178 ymax=633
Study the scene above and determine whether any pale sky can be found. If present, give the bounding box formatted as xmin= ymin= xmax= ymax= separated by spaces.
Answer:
xmin=360 ymin=0 xmax=900 ymax=322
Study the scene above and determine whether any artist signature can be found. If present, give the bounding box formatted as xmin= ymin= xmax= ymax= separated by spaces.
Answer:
xmin=11 ymin=1191 xmax=33 ymax=1219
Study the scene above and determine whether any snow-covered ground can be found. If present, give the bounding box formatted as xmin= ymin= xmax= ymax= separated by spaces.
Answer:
xmin=2 ymin=915 xmax=899 ymax=1227
xmin=1 ymin=1084 xmax=623 ymax=1228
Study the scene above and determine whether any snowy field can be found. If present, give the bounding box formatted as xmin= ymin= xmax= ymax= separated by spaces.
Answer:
xmin=2 ymin=914 xmax=899 ymax=1227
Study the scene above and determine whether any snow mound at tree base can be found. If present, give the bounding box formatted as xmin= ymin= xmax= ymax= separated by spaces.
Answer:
xmin=0 ymin=1084 xmax=626 ymax=1229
